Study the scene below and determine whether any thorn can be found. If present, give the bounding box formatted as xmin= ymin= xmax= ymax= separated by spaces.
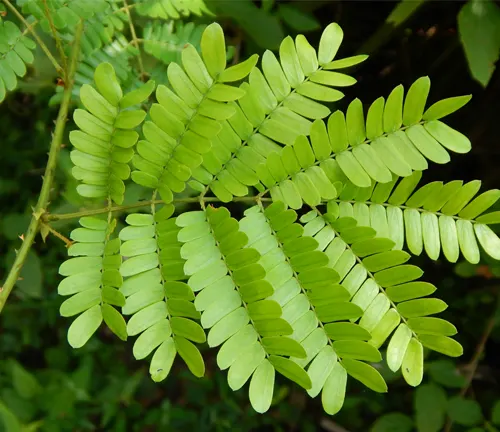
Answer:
xmin=0 ymin=11 xmax=7 ymax=17
xmin=17 ymin=277 xmax=24 ymax=281
xmin=18 ymin=234 xmax=25 ymax=241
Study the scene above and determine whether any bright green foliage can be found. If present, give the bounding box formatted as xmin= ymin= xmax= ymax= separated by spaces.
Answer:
xmin=256 ymin=77 xmax=472 ymax=206
xmin=300 ymin=208 xmax=461 ymax=387
xmin=142 ymin=21 xmax=205 ymax=65
xmin=334 ymin=171 xmax=500 ymax=263
xmin=134 ymin=0 xmax=212 ymax=20
xmin=240 ymin=202 xmax=387 ymax=414
xmin=58 ymin=216 xmax=127 ymax=348
xmin=70 ymin=62 xmax=154 ymax=204
xmin=189 ymin=23 xmax=365 ymax=201
xmin=119 ymin=205 xmax=206 ymax=382
xmin=130 ymin=23 xmax=258 ymax=203
xmin=40 ymin=17 xmax=495 ymax=417
xmin=176 ymin=205 xmax=311 ymax=413
xmin=0 ymin=20 xmax=36 ymax=103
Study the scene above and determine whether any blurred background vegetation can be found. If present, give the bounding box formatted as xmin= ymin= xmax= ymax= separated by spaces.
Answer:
xmin=1 ymin=0 xmax=500 ymax=431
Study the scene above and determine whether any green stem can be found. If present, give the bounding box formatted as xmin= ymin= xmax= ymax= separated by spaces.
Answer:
xmin=2 ymin=0 xmax=63 ymax=75
xmin=0 ymin=21 xmax=83 ymax=314
xmin=44 ymin=196 xmax=273 ymax=222
xmin=123 ymin=0 xmax=146 ymax=80
xmin=41 ymin=0 xmax=67 ymax=77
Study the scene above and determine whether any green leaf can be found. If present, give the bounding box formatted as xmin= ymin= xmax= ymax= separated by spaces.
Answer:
xmin=475 ymin=224 xmax=500 ymax=260
xmin=324 ymin=322 xmax=371 ymax=341
xmin=261 ymin=336 xmax=307 ymax=358
xmin=402 ymin=338 xmax=423 ymax=387
xmin=101 ymin=304 xmax=127 ymax=341
xmin=415 ymin=383 xmax=447 ymax=432
xmin=342 ymin=358 xmax=388 ymax=393
xmin=120 ymin=80 xmax=156 ymax=109
xmin=458 ymin=0 xmax=500 ymax=86
xmin=397 ymin=298 xmax=447 ymax=318
xmin=347 ymin=98 xmax=366 ymax=146
xmin=174 ymin=336 xmax=205 ymax=378
xmin=403 ymin=76 xmax=430 ymax=126
xmin=447 ymin=397 xmax=483 ymax=426
xmin=492 ymin=400 xmax=500 ymax=425
xmin=7 ymin=250 xmax=43 ymax=298
xmin=170 ymin=317 xmax=206 ymax=343
xmin=150 ymin=338 xmax=176 ymax=382
xmin=94 ymin=62 xmax=122 ymax=106
xmin=476 ymin=211 xmax=500 ymax=224
xmin=423 ymin=95 xmax=472 ymax=121
xmin=383 ymin=84 xmax=404 ymax=133
xmin=371 ymin=413 xmax=413 ymax=432
xmin=408 ymin=317 xmax=457 ymax=336
xmin=386 ymin=323 xmax=412 ymax=372
xmin=60 ymin=288 xmax=101 ymax=317
xmin=67 ymin=304 xmax=103 ymax=348
xmin=419 ymin=334 xmax=463 ymax=357
xmin=0 ymin=400 xmax=21 ymax=432
xmin=10 ymin=361 xmax=41 ymax=399
xmin=218 ymin=54 xmax=258 ymax=82
xmin=133 ymin=320 xmax=171 ymax=360
xmin=386 ymin=282 xmax=436 ymax=303
xmin=425 ymin=121 xmax=471 ymax=154
xmin=321 ymin=361 xmax=347 ymax=415
xmin=332 ymin=340 xmax=382 ymax=362
xmin=369 ymin=308 xmax=401 ymax=349
xmin=427 ymin=360 xmax=466 ymax=388
xmin=249 ymin=360 xmax=275 ymax=414
xmin=269 ymin=356 xmax=312 ymax=390
xmin=318 ymin=23 xmax=343 ymax=65
xmin=375 ymin=265 xmax=423 ymax=287
xmin=459 ymin=190 xmax=500 ymax=219
xmin=201 ymin=23 xmax=226 ymax=78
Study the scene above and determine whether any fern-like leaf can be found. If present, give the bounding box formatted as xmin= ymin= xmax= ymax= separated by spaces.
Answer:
xmin=239 ymin=202 xmax=388 ymax=415
xmin=23 ymin=0 xmax=128 ymax=59
xmin=133 ymin=0 xmax=212 ymax=20
xmin=131 ymin=23 xmax=258 ymax=203
xmin=256 ymin=77 xmax=472 ymax=209
xmin=176 ymin=206 xmax=311 ymax=413
xmin=0 ymin=20 xmax=36 ymax=103
xmin=119 ymin=205 xmax=206 ymax=382
xmin=70 ymin=62 xmax=154 ymax=205
xmin=302 ymin=206 xmax=463 ymax=386
xmin=142 ymin=20 xmax=205 ymax=65
xmin=188 ymin=23 xmax=365 ymax=201
xmin=333 ymin=171 xmax=500 ymax=263
xmin=58 ymin=217 xmax=127 ymax=348
xmin=22 ymin=0 xmax=109 ymax=33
